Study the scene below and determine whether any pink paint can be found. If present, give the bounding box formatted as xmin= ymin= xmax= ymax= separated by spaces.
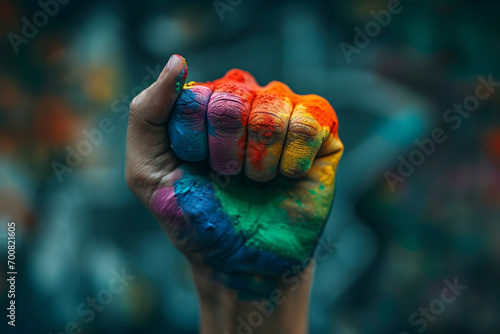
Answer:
xmin=207 ymin=86 xmax=254 ymax=174
xmin=151 ymin=187 xmax=189 ymax=231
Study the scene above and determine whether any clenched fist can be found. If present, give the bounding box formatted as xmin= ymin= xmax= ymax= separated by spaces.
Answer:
xmin=125 ymin=55 xmax=343 ymax=282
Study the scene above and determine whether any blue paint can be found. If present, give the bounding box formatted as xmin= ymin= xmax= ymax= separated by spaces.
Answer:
xmin=169 ymin=87 xmax=211 ymax=161
xmin=172 ymin=166 xmax=299 ymax=278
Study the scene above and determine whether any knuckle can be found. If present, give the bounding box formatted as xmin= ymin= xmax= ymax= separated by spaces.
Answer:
xmin=208 ymin=100 xmax=248 ymax=130
xmin=288 ymin=120 xmax=321 ymax=140
xmin=207 ymin=85 xmax=253 ymax=131
xmin=174 ymin=86 xmax=211 ymax=114
xmin=129 ymin=92 xmax=158 ymax=124
xmin=248 ymin=112 xmax=286 ymax=140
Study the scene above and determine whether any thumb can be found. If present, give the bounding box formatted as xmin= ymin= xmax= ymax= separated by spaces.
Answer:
xmin=130 ymin=53 xmax=187 ymax=125
xmin=126 ymin=55 xmax=187 ymax=200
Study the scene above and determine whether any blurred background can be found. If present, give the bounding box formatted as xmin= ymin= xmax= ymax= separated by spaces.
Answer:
xmin=1 ymin=0 xmax=499 ymax=333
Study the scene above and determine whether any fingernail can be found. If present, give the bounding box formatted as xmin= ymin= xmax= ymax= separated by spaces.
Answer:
xmin=173 ymin=54 xmax=185 ymax=62
xmin=159 ymin=54 xmax=186 ymax=81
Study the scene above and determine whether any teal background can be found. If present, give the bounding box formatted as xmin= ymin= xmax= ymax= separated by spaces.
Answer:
xmin=0 ymin=0 xmax=499 ymax=333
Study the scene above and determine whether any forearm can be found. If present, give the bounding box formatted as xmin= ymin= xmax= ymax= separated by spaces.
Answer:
xmin=191 ymin=262 xmax=313 ymax=334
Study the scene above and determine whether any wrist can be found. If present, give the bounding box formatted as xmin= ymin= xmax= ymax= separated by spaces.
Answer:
xmin=190 ymin=261 xmax=314 ymax=334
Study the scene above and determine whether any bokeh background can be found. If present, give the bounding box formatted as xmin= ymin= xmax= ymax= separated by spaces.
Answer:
xmin=1 ymin=0 xmax=499 ymax=333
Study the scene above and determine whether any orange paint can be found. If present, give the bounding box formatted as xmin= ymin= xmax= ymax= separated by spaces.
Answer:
xmin=188 ymin=69 xmax=338 ymax=136
xmin=186 ymin=69 xmax=339 ymax=172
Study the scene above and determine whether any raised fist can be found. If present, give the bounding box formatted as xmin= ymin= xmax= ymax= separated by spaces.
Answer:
xmin=125 ymin=55 xmax=343 ymax=281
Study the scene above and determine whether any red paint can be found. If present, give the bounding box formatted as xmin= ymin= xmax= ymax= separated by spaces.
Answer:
xmin=193 ymin=69 xmax=340 ymax=170
xmin=248 ymin=93 xmax=282 ymax=171
xmin=250 ymin=139 xmax=268 ymax=170
xmin=199 ymin=69 xmax=338 ymax=135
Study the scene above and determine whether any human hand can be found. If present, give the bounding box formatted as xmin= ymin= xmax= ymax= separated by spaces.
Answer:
xmin=125 ymin=54 xmax=343 ymax=333
xmin=126 ymin=55 xmax=343 ymax=281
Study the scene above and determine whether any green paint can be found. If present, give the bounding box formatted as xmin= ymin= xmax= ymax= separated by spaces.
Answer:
xmin=297 ymin=157 xmax=312 ymax=172
xmin=297 ymin=136 xmax=322 ymax=172
xmin=213 ymin=175 xmax=334 ymax=260
xmin=175 ymin=68 xmax=186 ymax=93
xmin=319 ymin=184 xmax=325 ymax=190
xmin=310 ymin=189 xmax=316 ymax=195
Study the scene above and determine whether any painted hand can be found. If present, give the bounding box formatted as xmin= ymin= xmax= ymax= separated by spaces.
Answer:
xmin=126 ymin=55 xmax=343 ymax=281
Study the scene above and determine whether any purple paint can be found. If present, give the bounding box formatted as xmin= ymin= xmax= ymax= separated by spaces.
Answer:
xmin=151 ymin=187 xmax=188 ymax=231
xmin=207 ymin=88 xmax=253 ymax=174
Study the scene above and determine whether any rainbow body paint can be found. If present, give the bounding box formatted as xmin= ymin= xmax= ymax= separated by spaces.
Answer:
xmin=158 ymin=69 xmax=343 ymax=281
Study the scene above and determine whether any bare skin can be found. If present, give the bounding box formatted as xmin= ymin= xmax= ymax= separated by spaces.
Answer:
xmin=125 ymin=54 xmax=343 ymax=333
